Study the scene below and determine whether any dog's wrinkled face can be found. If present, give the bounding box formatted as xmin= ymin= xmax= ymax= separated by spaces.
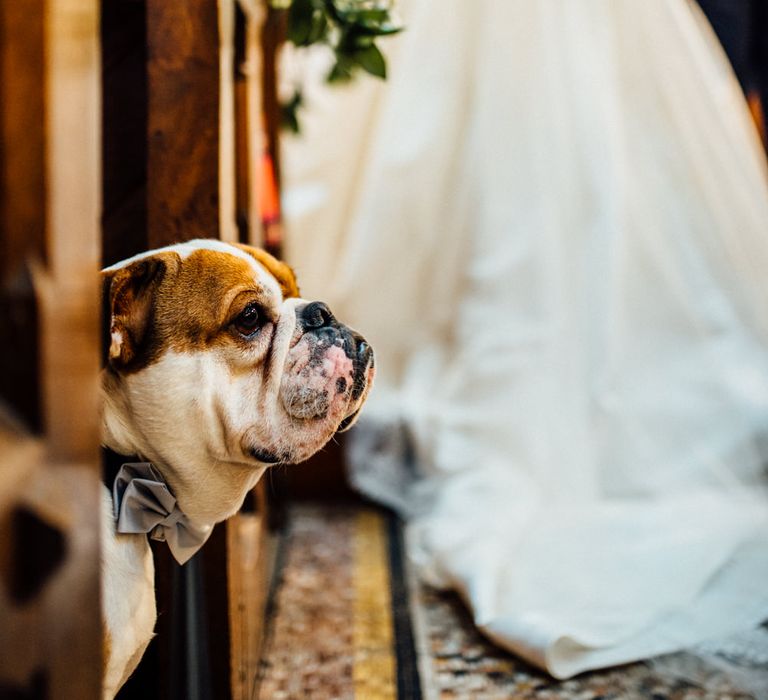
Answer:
xmin=102 ymin=240 xmax=374 ymax=500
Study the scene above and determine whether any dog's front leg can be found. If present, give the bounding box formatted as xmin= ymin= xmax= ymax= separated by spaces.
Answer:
xmin=101 ymin=487 xmax=157 ymax=698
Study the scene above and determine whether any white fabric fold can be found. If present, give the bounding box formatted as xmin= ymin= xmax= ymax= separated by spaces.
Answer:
xmin=281 ymin=0 xmax=768 ymax=678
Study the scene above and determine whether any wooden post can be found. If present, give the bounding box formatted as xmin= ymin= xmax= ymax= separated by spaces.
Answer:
xmin=227 ymin=483 xmax=278 ymax=700
xmin=145 ymin=4 xmax=232 ymax=699
xmin=220 ymin=0 xmax=239 ymax=243
xmin=237 ymin=0 xmax=267 ymax=247
xmin=0 ymin=0 xmax=103 ymax=697
xmin=42 ymin=0 xmax=102 ymax=463
xmin=0 ymin=0 xmax=46 ymax=432
xmin=146 ymin=0 xmax=221 ymax=245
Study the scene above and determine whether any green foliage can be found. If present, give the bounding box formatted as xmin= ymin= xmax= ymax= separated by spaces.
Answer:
xmin=276 ymin=0 xmax=401 ymax=131
xmin=280 ymin=89 xmax=303 ymax=134
xmin=285 ymin=0 xmax=400 ymax=80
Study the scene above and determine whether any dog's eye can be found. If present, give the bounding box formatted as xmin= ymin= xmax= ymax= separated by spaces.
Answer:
xmin=234 ymin=303 xmax=262 ymax=337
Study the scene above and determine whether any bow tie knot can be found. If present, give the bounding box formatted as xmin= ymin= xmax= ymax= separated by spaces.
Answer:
xmin=112 ymin=462 xmax=212 ymax=564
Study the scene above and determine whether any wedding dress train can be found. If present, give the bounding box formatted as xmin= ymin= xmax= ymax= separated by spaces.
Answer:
xmin=281 ymin=0 xmax=768 ymax=680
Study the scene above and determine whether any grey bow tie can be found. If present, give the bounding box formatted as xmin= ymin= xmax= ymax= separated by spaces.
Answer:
xmin=113 ymin=462 xmax=212 ymax=565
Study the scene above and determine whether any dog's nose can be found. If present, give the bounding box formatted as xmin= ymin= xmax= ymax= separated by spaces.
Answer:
xmin=301 ymin=301 xmax=335 ymax=330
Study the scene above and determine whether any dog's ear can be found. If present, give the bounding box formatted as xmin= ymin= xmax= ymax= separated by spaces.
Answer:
xmin=233 ymin=244 xmax=300 ymax=299
xmin=102 ymin=254 xmax=175 ymax=370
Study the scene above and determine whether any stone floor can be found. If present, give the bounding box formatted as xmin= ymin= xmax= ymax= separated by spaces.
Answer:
xmin=256 ymin=504 xmax=761 ymax=700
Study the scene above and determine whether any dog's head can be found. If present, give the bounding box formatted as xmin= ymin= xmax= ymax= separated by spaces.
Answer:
xmin=101 ymin=240 xmax=374 ymax=518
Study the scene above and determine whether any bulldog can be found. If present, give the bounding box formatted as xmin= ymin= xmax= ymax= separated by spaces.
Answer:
xmin=99 ymin=239 xmax=374 ymax=697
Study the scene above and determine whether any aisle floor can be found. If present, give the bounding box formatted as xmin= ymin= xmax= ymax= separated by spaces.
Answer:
xmin=256 ymin=504 xmax=759 ymax=700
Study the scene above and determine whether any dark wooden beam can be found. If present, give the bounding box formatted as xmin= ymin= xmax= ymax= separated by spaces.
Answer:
xmin=145 ymin=5 xmax=230 ymax=699
xmin=0 ymin=0 xmax=46 ymax=278
xmin=0 ymin=0 xmax=46 ymax=431
xmin=146 ymin=0 xmax=221 ymax=245
xmin=101 ymin=0 xmax=148 ymax=267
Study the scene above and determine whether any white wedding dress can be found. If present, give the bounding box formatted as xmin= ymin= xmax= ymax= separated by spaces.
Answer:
xmin=281 ymin=0 xmax=768 ymax=681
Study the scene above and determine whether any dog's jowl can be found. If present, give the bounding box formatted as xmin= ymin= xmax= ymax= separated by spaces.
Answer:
xmin=99 ymin=239 xmax=374 ymax=697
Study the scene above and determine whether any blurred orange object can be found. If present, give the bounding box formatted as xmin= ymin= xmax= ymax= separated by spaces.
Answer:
xmin=747 ymin=91 xmax=766 ymax=146
xmin=259 ymin=150 xmax=283 ymax=251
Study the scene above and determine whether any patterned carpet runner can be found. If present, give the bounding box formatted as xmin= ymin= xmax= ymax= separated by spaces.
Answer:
xmin=256 ymin=504 xmax=759 ymax=700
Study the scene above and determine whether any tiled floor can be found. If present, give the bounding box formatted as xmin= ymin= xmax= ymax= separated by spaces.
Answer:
xmin=256 ymin=504 xmax=759 ymax=700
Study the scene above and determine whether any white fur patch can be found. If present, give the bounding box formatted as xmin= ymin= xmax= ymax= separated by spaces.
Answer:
xmin=109 ymin=329 xmax=124 ymax=358
xmin=102 ymin=239 xmax=252 ymax=270
xmin=103 ymin=239 xmax=284 ymax=302
xmin=101 ymin=486 xmax=156 ymax=698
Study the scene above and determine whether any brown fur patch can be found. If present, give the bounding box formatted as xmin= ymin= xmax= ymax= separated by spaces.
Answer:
xmin=104 ymin=245 xmax=294 ymax=372
xmin=102 ymin=253 xmax=180 ymax=371
xmin=234 ymin=244 xmax=300 ymax=299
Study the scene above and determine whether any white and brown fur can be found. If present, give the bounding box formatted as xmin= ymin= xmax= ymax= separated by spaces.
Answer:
xmin=100 ymin=240 xmax=374 ymax=697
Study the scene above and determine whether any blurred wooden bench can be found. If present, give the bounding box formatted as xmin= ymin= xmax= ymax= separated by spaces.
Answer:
xmin=1 ymin=1 xmax=282 ymax=697
xmin=1 ymin=1 xmax=102 ymax=696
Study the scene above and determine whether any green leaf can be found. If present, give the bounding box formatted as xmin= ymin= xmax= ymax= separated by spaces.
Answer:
xmin=307 ymin=11 xmax=329 ymax=44
xmin=287 ymin=0 xmax=315 ymax=46
xmin=352 ymin=44 xmax=386 ymax=79
xmin=284 ymin=0 xmax=401 ymax=88
xmin=356 ymin=9 xmax=390 ymax=22
xmin=327 ymin=55 xmax=355 ymax=83
xmin=355 ymin=22 xmax=402 ymax=37
xmin=329 ymin=2 xmax=403 ymax=35
xmin=336 ymin=7 xmax=388 ymax=24
xmin=279 ymin=90 xmax=303 ymax=134
xmin=349 ymin=31 xmax=375 ymax=48
xmin=323 ymin=0 xmax=343 ymax=24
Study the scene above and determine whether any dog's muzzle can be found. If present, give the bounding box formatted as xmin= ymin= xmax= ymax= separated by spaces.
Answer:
xmin=300 ymin=301 xmax=374 ymax=384
xmin=277 ymin=301 xmax=374 ymax=429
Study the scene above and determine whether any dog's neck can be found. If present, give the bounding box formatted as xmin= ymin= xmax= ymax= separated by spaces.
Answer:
xmin=100 ymin=369 xmax=267 ymax=525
